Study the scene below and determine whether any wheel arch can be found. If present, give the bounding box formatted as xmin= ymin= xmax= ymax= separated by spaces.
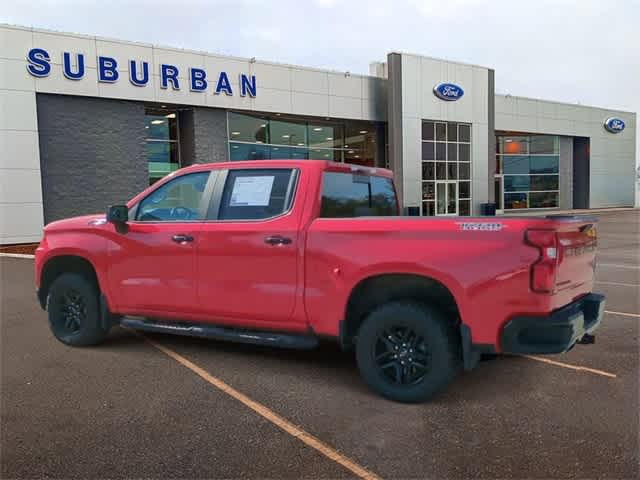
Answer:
xmin=341 ymin=273 xmax=463 ymax=349
xmin=38 ymin=255 xmax=101 ymax=309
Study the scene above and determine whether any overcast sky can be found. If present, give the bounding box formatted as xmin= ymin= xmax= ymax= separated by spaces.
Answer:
xmin=3 ymin=0 xmax=639 ymax=164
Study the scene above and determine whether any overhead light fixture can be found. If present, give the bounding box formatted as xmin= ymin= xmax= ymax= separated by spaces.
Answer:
xmin=297 ymin=143 xmax=304 ymax=146
xmin=256 ymin=141 xmax=263 ymax=143
xmin=144 ymin=126 xmax=149 ymax=129
xmin=282 ymin=134 xmax=290 ymax=138
xmin=151 ymin=120 xmax=164 ymax=125
xmin=324 ymin=153 xmax=329 ymax=157
xmin=273 ymin=147 xmax=279 ymax=151
xmin=165 ymin=113 xmax=176 ymax=119
xmin=232 ymin=145 xmax=239 ymax=149
xmin=348 ymin=150 xmax=354 ymax=154
xmin=313 ymin=127 xmax=323 ymax=131
xmin=359 ymin=130 xmax=368 ymax=134
xmin=344 ymin=145 xmax=349 ymax=148
xmin=161 ymin=105 xmax=167 ymax=108
xmin=355 ymin=155 xmax=360 ymax=158
xmin=260 ymin=123 xmax=267 ymax=127
xmin=326 ymin=137 xmax=333 ymax=141
xmin=505 ymin=139 xmax=513 ymax=143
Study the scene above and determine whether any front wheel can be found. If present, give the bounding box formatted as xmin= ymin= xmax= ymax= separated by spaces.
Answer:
xmin=47 ymin=273 xmax=109 ymax=346
xmin=355 ymin=301 xmax=461 ymax=403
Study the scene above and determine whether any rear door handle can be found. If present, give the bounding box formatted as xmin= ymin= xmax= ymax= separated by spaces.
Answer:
xmin=172 ymin=234 xmax=194 ymax=243
xmin=264 ymin=235 xmax=292 ymax=246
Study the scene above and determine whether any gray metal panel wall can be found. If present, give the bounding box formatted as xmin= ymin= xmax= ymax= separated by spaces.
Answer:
xmin=191 ymin=107 xmax=228 ymax=164
xmin=36 ymin=93 xmax=146 ymax=224
xmin=386 ymin=53 xmax=404 ymax=205
xmin=559 ymin=137 xmax=573 ymax=209
xmin=487 ymin=69 xmax=496 ymax=203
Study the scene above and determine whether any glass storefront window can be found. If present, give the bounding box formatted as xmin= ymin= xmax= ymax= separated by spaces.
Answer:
xmin=308 ymin=124 xmax=343 ymax=148
xmin=145 ymin=109 xmax=180 ymax=185
xmin=530 ymin=135 xmax=559 ymax=154
xmin=227 ymin=112 xmax=378 ymax=166
xmin=228 ymin=112 xmax=268 ymax=143
xmin=496 ymin=134 xmax=560 ymax=210
xmin=504 ymin=193 xmax=528 ymax=209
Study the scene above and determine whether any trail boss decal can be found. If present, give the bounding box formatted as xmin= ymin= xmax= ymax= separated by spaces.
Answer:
xmin=458 ymin=222 xmax=504 ymax=231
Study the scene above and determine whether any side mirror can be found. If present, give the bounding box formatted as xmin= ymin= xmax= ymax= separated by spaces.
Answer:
xmin=106 ymin=205 xmax=129 ymax=224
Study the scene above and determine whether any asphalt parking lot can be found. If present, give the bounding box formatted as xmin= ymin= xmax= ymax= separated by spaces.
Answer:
xmin=1 ymin=210 xmax=638 ymax=479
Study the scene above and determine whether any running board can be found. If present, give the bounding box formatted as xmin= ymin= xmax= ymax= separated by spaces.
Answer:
xmin=120 ymin=317 xmax=319 ymax=350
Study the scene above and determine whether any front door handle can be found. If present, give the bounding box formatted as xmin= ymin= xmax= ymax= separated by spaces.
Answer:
xmin=264 ymin=235 xmax=292 ymax=246
xmin=172 ymin=234 xmax=194 ymax=244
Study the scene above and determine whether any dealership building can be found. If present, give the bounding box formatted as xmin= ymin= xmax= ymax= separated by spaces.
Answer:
xmin=1 ymin=24 xmax=637 ymax=244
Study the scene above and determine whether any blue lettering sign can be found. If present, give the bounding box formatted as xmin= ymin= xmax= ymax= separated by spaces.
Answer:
xmin=433 ymin=82 xmax=464 ymax=101
xmin=62 ymin=52 xmax=85 ymax=80
xmin=604 ymin=117 xmax=625 ymax=134
xmin=215 ymin=71 xmax=233 ymax=95
xmin=25 ymin=48 xmax=258 ymax=97
xmin=129 ymin=60 xmax=149 ymax=87
xmin=190 ymin=68 xmax=207 ymax=92
xmin=160 ymin=64 xmax=180 ymax=90
xmin=26 ymin=48 xmax=51 ymax=77
xmin=240 ymin=74 xmax=256 ymax=97
xmin=98 ymin=56 xmax=119 ymax=82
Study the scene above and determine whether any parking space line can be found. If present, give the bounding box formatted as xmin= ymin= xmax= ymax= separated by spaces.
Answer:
xmin=520 ymin=355 xmax=617 ymax=378
xmin=594 ymin=280 xmax=639 ymax=288
xmin=141 ymin=334 xmax=382 ymax=480
xmin=597 ymin=263 xmax=640 ymax=269
xmin=605 ymin=310 xmax=640 ymax=318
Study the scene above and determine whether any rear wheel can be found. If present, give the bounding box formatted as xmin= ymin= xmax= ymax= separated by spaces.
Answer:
xmin=355 ymin=301 xmax=461 ymax=402
xmin=47 ymin=273 xmax=109 ymax=346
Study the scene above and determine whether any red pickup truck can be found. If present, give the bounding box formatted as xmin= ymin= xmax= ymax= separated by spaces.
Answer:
xmin=35 ymin=160 xmax=604 ymax=402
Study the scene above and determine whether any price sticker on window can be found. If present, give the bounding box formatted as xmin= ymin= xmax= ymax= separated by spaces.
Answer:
xmin=229 ymin=176 xmax=275 ymax=206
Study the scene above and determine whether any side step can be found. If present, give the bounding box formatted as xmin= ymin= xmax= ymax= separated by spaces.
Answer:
xmin=120 ymin=317 xmax=319 ymax=350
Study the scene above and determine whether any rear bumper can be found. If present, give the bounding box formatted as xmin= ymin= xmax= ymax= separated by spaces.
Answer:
xmin=500 ymin=293 xmax=605 ymax=354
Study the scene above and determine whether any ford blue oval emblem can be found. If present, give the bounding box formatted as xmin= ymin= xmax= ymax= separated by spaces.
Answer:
xmin=604 ymin=117 xmax=625 ymax=133
xmin=433 ymin=83 xmax=464 ymax=101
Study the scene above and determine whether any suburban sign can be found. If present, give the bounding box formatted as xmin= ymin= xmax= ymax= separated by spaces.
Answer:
xmin=25 ymin=47 xmax=257 ymax=97
xmin=433 ymin=82 xmax=464 ymax=101
xmin=603 ymin=117 xmax=625 ymax=134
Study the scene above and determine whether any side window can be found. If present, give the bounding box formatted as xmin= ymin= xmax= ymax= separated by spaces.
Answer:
xmin=217 ymin=169 xmax=297 ymax=220
xmin=320 ymin=172 xmax=398 ymax=218
xmin=136 ymin=172 xmax=210 ymax=222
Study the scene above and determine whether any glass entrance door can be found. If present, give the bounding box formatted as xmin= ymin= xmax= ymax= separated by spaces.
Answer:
xmin=436 ymin=181 xmax=458 ymax=215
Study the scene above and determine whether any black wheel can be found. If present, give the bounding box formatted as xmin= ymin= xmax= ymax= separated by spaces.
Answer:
xmin=47 ymin=273 xmax=109 ymax=346
xmin=355 ymin=301 xmax=461 ymax=403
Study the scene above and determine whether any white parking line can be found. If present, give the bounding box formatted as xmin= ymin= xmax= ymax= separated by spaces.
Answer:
xmin=520 ymin=355 xmax=617 ymax=378
xmin=605 ymin=310 xmax=640 ymax=318
xmin=597 ymin=263 xmax=640 ymax=269
xmin=595 ymin=280 xmax=639 ymax=288
xmin=0 ymin=253 xmax=35 ymax=259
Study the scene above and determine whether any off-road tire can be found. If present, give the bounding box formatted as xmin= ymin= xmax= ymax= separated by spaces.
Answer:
xmin=47 ymin=273 xmax=109 ymax=346
xmin=355 ymin=300 xmax=461 ymax=402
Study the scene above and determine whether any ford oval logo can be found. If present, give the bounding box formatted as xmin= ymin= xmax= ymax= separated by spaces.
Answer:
xmin=604 ymin=117 xmax=625 ymax=133
xmin=433 ymin=83 xmax=464 ymax=101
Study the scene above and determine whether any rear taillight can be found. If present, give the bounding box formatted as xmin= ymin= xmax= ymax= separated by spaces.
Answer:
xmin=526 ymin=229 xmax=559 ymax=294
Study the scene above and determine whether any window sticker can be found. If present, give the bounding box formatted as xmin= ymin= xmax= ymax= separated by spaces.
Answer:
xmin=229 ymin=176 xmax=275 ymax=206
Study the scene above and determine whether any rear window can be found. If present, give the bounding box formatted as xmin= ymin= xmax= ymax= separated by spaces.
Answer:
xmin=320 ymin=172 xmax=398 ymax=218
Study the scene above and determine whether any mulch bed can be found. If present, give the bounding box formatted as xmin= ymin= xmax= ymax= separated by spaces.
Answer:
xmin=0 ymin=243 xmax=39 ymax=255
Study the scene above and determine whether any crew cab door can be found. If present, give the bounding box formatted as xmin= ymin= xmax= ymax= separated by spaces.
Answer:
xmin=196 ymin=167 xmax=303 ymax=326
xmin=107 ymin=171 xmax=213 ymax=315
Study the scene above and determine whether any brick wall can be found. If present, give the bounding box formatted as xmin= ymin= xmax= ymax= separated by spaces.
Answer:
xmin=36 ymin=94 xmax=146 ymax=224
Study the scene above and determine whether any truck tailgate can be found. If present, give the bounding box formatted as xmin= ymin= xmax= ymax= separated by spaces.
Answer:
xmin=547 ymin=216 xmax=598 ymax=293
